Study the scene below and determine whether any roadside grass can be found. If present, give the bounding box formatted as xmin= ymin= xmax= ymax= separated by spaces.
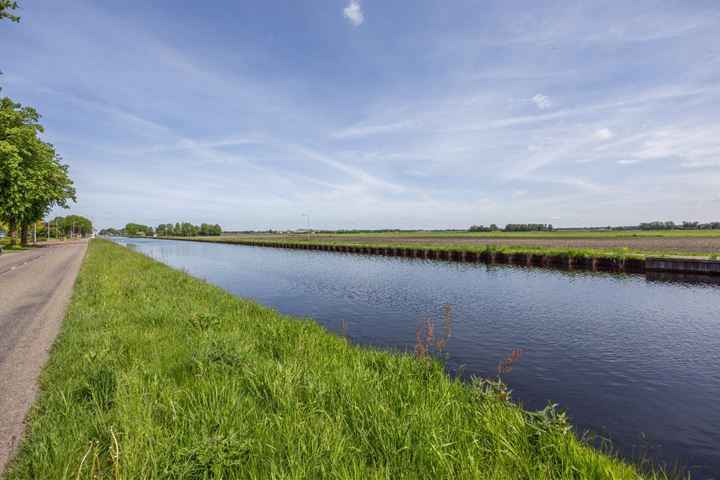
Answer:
xmin=163 ymin=236 xmax=717 ymax=259
xmin=0 ymin=241 xmax=39 ymax=251
xmin=8 ymin=239 xmax=669 ymax=479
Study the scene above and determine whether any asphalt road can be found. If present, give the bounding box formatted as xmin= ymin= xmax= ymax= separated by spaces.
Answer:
xmin=0 ymin=241 xmax=87 ymax=474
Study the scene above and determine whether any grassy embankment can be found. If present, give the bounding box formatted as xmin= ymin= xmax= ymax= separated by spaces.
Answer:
xmin=8 ymin=239 xmax=667 ymax=478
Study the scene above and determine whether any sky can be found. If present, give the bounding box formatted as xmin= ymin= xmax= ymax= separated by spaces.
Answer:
xmin=1 ymin=0 xmax=719 ymax=230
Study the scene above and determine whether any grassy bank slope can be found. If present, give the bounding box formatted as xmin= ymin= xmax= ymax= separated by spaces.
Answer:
xmin=8 ymin=239 xmax=662 ymax=479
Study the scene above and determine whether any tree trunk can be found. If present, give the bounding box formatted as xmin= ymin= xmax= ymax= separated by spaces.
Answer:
xmin=20 ymin=222 xmax=28 ymax=246
xmin=8 ymin=219 xmax=18 ymax=246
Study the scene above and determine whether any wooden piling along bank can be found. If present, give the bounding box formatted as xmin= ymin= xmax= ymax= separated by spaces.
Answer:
xmin=645 ymin=256 xmax=720 ymax=275
xmin=163 ymin=238 xmax=720 ymax=280
xmin=218 ymin=240 xmax=656 ymax=273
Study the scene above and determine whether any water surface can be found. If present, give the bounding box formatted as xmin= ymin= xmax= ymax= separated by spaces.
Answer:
xmin=113 ymin=237 xmax=720 ymax=478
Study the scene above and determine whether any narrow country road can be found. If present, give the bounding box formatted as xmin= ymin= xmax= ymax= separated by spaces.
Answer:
xmin=0 ymin=241 xmax=87 ymax=474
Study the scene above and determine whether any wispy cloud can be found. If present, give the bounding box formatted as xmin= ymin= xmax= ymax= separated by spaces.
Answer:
xmin=680 ymin=160 xmax=717 ymax=168
xmin=592 ymin=128 xmax=615 ymax=141
xmin=343 ymin=0 xmax=364 ymax=26
xmin=332 ymin=120 xmax=417 ymax=139
xmin=532 ymin=93 xmax=552 ymax=109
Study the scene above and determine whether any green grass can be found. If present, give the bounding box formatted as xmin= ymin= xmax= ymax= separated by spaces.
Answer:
xmin=0 ymin=240 xmax=38 ymax=251
xmin=8 ymin=239 xmax=668 ymax=479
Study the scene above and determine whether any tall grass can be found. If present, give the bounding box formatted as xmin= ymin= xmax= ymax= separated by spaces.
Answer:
xmin=7 ymin=239 xmax=668 ymax=479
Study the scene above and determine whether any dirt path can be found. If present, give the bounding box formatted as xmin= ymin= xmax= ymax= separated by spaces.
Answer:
xmin=0 ymin=241 xmax=87 ymax=475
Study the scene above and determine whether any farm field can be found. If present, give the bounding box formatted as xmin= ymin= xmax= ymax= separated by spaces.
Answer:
xmin=216 ymin=231 xmax=720 ymax=255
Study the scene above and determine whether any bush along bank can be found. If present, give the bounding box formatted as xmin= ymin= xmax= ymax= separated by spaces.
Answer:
xmin=7 ymin=239 xmax=669 ymax=478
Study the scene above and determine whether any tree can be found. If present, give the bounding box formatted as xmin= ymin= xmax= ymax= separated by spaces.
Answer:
xmin=62 ymin=215 xmax=92 ymax=237
xmin=124 ymin=223 xmax=153 ymax=236
xmin=18 ymin=144 xmax=75 ymax=245
xmin=109 ymin=220 xmax=222 ymax=237
xmin=504 ymin=223 xmax=552 ymax=232
xmin=0 ymin=1 xmax=20 ymax=23
xmin=0 ymin=92 xmax=76 ymax=245
xmin=0 ymin=94 xmax=39 ymax=244
xmin=49 ymin=215 xmax=91 ymax=238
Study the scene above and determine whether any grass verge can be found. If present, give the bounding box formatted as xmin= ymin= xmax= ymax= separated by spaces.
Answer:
xmin=8 ymin=239 xmax=667 ymax=479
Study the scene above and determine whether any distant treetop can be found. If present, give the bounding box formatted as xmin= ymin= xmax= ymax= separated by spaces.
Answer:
xmin=100 ymin=221 xmax=222 ymax=237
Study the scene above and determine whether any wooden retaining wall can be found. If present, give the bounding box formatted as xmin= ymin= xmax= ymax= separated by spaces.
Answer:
xmin=214 ymin=240 xmax=661 ymax=275
xmin=645 ymin=256 xmax=720 ymax=275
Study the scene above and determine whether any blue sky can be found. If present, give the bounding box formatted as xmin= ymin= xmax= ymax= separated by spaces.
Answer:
xmin=1 ymin=0 xmax=718 ymax=230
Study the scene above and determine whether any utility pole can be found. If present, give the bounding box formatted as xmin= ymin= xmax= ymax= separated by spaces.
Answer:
xmin=72 ymin=221 xmax=75 ymax=239
xmin=33 ymin=222 xmax=36 ymax=244
xmin=47 ymin=221 xmax=50 ymax=241
xmin=301 ymin=213 xmax=310 ymax=241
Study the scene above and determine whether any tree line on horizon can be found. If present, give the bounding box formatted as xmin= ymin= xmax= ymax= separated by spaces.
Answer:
xmin=100 ymin=222 xmax=223 ymax=237
xmin=637 ymin=221 xmax=720 ymax=230
xmin=467 ymin=221 xmax=719 ymax=232
xmin=470 ymin=224 xmax=553 ymax=232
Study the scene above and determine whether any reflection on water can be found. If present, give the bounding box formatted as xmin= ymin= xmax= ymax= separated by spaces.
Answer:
xmin=111 ymin=237 xmax=720 ymax=478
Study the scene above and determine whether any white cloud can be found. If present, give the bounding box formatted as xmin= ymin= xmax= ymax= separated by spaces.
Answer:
xmin=680 ymin=160 xmax=716 ymax=168
xmin=592 ymin=128 xmax=615 ymax=141
xmin=343 ymin=0 xmax=364 ymax=26
xmin=532 ymin=93 xmax=552 ymax=109
xmin=333 ymin=120 xmax=415 ymax=138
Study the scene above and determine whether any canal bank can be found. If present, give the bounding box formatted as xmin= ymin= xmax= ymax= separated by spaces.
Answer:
xmin=6 ymin=239 xmax=670 ymax=479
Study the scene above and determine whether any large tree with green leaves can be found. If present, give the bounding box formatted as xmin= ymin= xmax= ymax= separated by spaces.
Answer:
xmin=0 ymin=90 xmax=76 ymax=245
xmin=52 ymin=215 xmax=91 ymax=237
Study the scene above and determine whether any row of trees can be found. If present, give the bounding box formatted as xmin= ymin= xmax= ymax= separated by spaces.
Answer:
xmin=156 ymin=222 xmax=222 ymax=236
xmin=637 ymin=221 xmax=720 ymax=230
xmin=39 ymin=215 xmax=93 ymax=238
xmin=100 ymin=222 xmax=223 ymax=237
xmin=504 ymin=224 xmax=554 ymax=232
xmin=468 ymin=224 xmax=500 ymax=232
xmin=469 ymin=224 xmax=554 ymax=232
xmin=471 ymin=224 xmax=554 ymax=232
xmin=468 ymin=221 xmax=719 ymax=232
